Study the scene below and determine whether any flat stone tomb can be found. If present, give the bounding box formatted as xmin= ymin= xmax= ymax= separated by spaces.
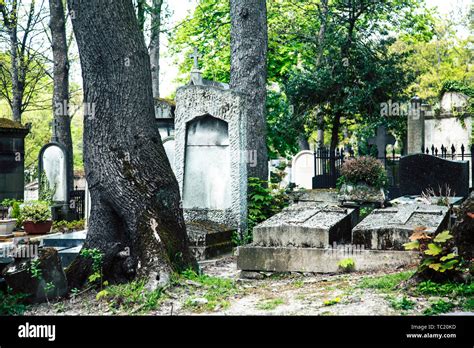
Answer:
xmin=253 ymin=204 xmax=354 ymax=248
xmin=186 ymin=220 xmax=234 ymax=261
xmin=352 ymin=204 xmax=449 ymax=250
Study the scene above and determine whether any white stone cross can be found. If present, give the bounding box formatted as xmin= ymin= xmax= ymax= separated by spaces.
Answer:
xmin=188 ymin=47 xmax=202 ymax=70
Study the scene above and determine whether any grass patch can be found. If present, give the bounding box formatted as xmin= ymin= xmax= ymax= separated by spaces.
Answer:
xmin=387 ymin=296 xmax=415 ymax=311
xmin=95 ymin=280 xmax=163 ymax=314
xmin=357 ymin=271 xmax=414 ymax=292
xmin=423 ymin=299 xmax=455 ymax=316
xmin=178 ymin=269 xmax=238 ymax=312
xmin=416 ymin=281 xmax=474 ymax=297
xmin=257 ymin=298 xmax=285 ymax=310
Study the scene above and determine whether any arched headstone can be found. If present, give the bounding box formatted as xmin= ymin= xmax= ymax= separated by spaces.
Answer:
xmin=38 ymin=143 xmax=67 ymax=202
xmin=291 ymin=150 xmax=314 ymax=189
xmin=162 ymin=136 xmax=175 ymax=173
xmin=183 ymin=115 xmax=231 ymax=209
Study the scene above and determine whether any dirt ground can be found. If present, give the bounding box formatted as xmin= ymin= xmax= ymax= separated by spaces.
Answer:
xmin=24 ymin=256 xmax=472 ymax=316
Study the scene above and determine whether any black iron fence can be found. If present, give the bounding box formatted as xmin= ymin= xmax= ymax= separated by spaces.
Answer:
xmin=69 ymin=189 xmax=86 ymax=220
xmin=312 ymin=144 xmax=474 ymax=198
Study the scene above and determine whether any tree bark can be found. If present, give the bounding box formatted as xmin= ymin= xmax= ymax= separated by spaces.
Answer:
xmin=49 ymin=0 xmax=74 ymax=201
xmin=230 ymin=0 xmax=268 ymax=181
xmin=149 ymin=0 xmax=163 ymax=99
xmin=330 ymin=112 xmax=341 ymax=152
xmin=66 ymin=0 xmax=196 ymax=289
xmin=7 ymin=0 xmax=22 ymax=122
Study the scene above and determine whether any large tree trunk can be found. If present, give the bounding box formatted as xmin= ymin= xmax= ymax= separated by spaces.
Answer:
xmin=66 ymin=0 xmax=196 ymax=289
xmin=149 ymin=0 xmax=162 ymax=99
xmin=8 ymin=0 xmax=22 ymax=122
xmin=230 ymin=0 xmax=268 ymax=181
xmin=49 ymin=0 xmax=74 ymax=201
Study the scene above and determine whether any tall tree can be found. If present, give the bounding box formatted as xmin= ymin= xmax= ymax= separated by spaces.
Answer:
xmin=66 ymin=0 xmax=196 ymax=289
xmin=149 ymin=0 xmax=163 ymax=98
xmin=0 ymin=0 xmax=49 ymax=122
xmin=49 ymin=0 xmax=74 ymax=202
xmin=230 ymin=0 xmax=268 ymax=180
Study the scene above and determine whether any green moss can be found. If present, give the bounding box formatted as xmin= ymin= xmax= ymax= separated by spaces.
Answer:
xmin=0 ymin=118 xmax=27 ymax=129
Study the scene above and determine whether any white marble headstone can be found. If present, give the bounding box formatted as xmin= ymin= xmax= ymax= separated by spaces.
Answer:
xmin=291 ymin=150 xmax=314 ymax=189
xmin=42 ymin=145 xmax=67 ymax=202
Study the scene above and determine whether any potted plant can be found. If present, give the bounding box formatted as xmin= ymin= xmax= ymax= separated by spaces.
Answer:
xmin=0 ymin=199 xmax=21 ymax=236
xmin=338 ymin=156 xmax=387 ymax=204
xmin=20 ymin=201 xmax=52 ymax=235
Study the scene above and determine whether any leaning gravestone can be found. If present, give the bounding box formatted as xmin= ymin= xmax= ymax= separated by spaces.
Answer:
xmin=400 ymin=154 xmax=469 ymax=197
xmin=291 ymin=150 xmax=314 ymax=189
xmin=352 ymin=204 xmax=450 ymax=250
xmin=174 ymin=73 xmax=246 ymax=259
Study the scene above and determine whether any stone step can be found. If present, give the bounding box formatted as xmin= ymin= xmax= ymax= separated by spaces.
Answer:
xmin=41 ymin=230 xmax=87 ymax=248
xmin=237 ymin=245 xmax=419 ymax=273
xmin=57 ymin=246 xmax=82 ymax=268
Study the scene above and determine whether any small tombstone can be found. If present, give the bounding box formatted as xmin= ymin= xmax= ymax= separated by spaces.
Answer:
xmin=399 ymin=154 xmax=470 ymax=197
xmin=291 ymin=150 xmax=314 ymax=189
xmin=352 ymin=204 xmax=449 ymax=250
xmin=38 ymin=143 xmax=68 ymax=203
xmin=368 ymin=125 xmax=396 ymax=158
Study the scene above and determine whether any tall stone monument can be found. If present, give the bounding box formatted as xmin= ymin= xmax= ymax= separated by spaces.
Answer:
xmin=174 ymin=50 xmax=247 ymax=259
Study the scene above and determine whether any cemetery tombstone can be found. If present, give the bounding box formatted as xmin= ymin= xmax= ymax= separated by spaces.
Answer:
xmin=291 ymin=150 xmax=314 ymax=189
xmin=38 ymin=142 xmax=70 ymax=219
xmin=174 ymin=73 xmax=246 ymax=259
xmin=399 ymin=154 xmax=470 ymax=197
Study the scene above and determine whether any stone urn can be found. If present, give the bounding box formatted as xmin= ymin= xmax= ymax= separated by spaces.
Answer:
xmin=0 ymin=219 xmax=16 ymax=236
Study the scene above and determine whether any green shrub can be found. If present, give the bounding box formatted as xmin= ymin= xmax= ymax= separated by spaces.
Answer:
xmin=0 ymin=288 xmax=29 ymax=315
xmin=339 ymin=156 xmax=387 ymax=189
xmin=338 ymin=258 xmax=355 ymax=273
xmin=20 ymin=201 xmax=51 ymax=223
xmin=404 ymin=229 xmax=460 ymax=277
xmin=235 ymin=177 xmax=289 ymax=245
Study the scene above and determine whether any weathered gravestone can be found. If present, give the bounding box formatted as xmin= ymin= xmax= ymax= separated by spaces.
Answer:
xmin=291 ymin=150 xmax=314 ymax=189
xmin=352 ymin=204 xmax=450 ymax=250
xmin=252 ymin=203 xmax=354 ymax=248
xmin=174 ymin=72 xmax=246 ymax=259
xmin=399 ymin=154 xmax=470 ymax=197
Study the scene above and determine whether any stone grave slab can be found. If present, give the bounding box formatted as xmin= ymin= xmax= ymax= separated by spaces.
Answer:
xmin=252 ymin=203 xmax=354 ymax=248
xmin=237 ymin=246 xmax=419 ymax=273
xmin=352 ymin=204 xmax=449 ymax=250
xmin=186 ymin=220 xmax=234 ymax=261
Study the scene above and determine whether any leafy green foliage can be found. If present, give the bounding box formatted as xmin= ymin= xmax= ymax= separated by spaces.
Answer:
xmin=338 ymin=258 xmax=356 ymax=273
xmin=416 ymin=280 xmax=474 ymax=297
xmin=80 ymin=248 xmax=104 ymax=286
xmin=357 ymin=271 xmax=415 ymax=291
xmin=340 ymin=157 xmax=388 ymax=189
xmin=388 ymin=296 xmax=415 ymax=311
xmin=0 ymin=288 xmax=29 ymax=315
xmin=423 ymin=299 xmax=455 ymax=316
xmin=236 ymin=177 xmax=289 ymax=245
xmin=20 ymin=201 xmax=51 ymax=223
xmin=404 ymin=229 xmax=460 ymax=275
xmin=52 ymin=219 xmax=85 ymax=232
